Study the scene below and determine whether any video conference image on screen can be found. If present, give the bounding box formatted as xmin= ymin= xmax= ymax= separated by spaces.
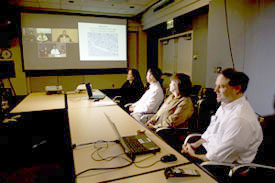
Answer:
xmin=21 ymin=13 xmax=127 ymax=70
xmin=23 ymin=28 xmax=77 ymax=58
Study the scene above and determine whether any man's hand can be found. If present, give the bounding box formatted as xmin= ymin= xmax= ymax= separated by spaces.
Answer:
xmin=181 ymin=143 xmax=196 ymax=157
xmin=129 ymin=105 xmax=134 ymax=112
xmin=181 ymin=142 xmax=208 ymax=162
xmin=146 ymin=122 xmax=155 ymax=130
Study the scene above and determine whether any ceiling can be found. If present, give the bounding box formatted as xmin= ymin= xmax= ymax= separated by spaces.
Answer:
xmin=8 ymin=0 xmax=159 ymax=17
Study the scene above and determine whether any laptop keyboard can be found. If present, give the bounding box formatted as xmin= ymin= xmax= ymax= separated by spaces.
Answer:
xmin=123 ymin=136 xmax=147 ymax=153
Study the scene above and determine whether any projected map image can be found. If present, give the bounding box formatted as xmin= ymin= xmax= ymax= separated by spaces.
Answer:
xmin=78 ymin=22 xmax=126 ymax=61
xmin=87 ymin=32 xmax=118 ymax=57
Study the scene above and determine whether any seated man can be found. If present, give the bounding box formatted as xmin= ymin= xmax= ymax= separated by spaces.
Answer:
xmin=129 ymin=68 xmax=164 ymax=122
xmin=146 ymin=73 xmax=194 ymax=130
xmin=182 ymin=68 xmax=263 ymax=164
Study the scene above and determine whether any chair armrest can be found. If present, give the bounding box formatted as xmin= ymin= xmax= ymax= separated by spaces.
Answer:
xmin=155 ymin=127 xmax=189 ymax=135
xmin=124 ymin=103 xmax=133 ymax=108
xmin=183 ymin=134 xmax=202 ymax=145
xmin=112 ymin=96 xmax=122 ymax=103
xmin=201 ymin=161 xmax=237 ymax=168
xmin=140 ymin=113 xmax=155 ymax=123
xmin=230 ymin=163 xmax=275 ymax=177
xmin=201 ymin=161 xmax=275 ymax=177
xmin=112 ymin=96 xmax=121 ymax=101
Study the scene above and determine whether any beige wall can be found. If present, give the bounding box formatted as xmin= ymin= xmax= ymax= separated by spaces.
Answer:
xmin=206 ymin=0 xmax=247 ymax=88
xmin=192 ymin=12 xmax=208 ymax=87
xmin=206 ymin=0 xmax=275 ymax=115
xmin=3 ymin=19 xmax=147 ymax=95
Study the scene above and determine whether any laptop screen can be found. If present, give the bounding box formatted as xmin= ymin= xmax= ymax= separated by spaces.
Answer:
xmin=85 ymin=83 xmax=93 ymax=98
xmin=104 ymin=113 xmax=131 ymax=153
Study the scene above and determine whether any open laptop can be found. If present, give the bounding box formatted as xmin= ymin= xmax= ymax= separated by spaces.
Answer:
xmin=85 ymin=83 xmax=105 ymax=99
xmin=104 ymin=113 xmax=160 ymax=160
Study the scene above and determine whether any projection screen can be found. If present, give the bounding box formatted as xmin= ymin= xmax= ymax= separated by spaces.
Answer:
xmin=21 ymin=12 xmax=127 ymax=71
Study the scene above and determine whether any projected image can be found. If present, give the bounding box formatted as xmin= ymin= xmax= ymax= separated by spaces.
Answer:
xmin=52 ymin=29 xmax=78 ymax=43
xmin=23 ymin=27 xmax=78 ymax=59
xmin=36 ymin=28 xmax=52 ymax=42
xmin=23 ymin=28 xmax=37 ymax=42
xmin=38 ymin=43 xmax=66 ymax=58
xmin=78 ymin=22 xmax=126 ymax=61
xmin=23 ymin=27 xmax=52 ymax=43
xmin=21 ymin=12 xmax=128 ymax=70
xmin=88 ymin=32 xmax=118 ymax=57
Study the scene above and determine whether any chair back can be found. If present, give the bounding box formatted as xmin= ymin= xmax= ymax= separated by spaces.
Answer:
xmin=254 ymin=116 xmax=275 ymax=166
xmin=196 ymin=88 xmax=219 ymax=133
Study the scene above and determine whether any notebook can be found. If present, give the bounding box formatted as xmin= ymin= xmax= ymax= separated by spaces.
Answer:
xmin=104 ymin=113 xmax=161 ymax=160
xmin=85 ymin=83 xmax=105 ymax=99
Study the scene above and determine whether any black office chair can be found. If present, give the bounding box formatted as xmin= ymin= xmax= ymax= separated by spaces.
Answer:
xmin=196 ymin=88 xmax=219 ymax=133
xmin=154 ymin=88 xmax=219 ymax=152
xmin=155 ymin=112 xmax=198 ymax=152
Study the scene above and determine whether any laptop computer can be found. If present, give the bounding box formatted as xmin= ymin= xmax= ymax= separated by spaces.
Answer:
xmin=85 ymin=83 xmax=105 ymax=99
xmin=104 ymin=113 xmax=161 ymax=160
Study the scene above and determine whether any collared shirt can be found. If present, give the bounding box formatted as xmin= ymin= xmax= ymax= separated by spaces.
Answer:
xmin=51 ymin=49 xmax=60 ymax=55
xmin=150 ymin=94 xmax=194 ymax=128
xmin=202 ymin=96 xmax=263 ymax=163
xmin=132 ymin=81 xmax=164 ymax=114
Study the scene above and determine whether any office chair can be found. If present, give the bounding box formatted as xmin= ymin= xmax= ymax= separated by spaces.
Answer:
xmin=152 ymin=89 xmax=218 ymax=152
xmin=154 ymin=111 xmax=198 ymax=152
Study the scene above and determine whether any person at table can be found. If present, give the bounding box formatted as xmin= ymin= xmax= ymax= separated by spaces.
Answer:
xmin=119 ymin=69 xmax=145 ymax=108
xmin=50 ymin=45 xmax=60 ymax=56
xmin=181 ymin=68 xmax=263 ymax=164
xmin=146 ymin=73 xmax=194 ymax=130
xmin=129 ymin=67 xmax=164 ymax=122
xmin=36 ymin=33 xmax=48 ymax=42
xmin=57 ymin=30 xmax=72 ymax=43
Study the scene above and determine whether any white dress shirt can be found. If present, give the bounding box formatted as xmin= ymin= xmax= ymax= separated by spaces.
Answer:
xmin=132 ymin=81 xmax=164 ymax=114
xmin=201 ymin=96 xmax=263 ymax=163
xmin=50 ymin=49 xmax=60 ymax=55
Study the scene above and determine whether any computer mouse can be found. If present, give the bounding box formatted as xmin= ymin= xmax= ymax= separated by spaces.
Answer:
xmin=137 ymin=130 xmax=145 ymax=134
xmin=160 ymin=154 xmax=177 ymax=162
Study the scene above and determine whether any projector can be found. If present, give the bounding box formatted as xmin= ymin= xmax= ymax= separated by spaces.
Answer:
xmin=75 ymin=84 xmax=87 ymax=93
xmin=45 ymin=85 xmax=63 ymax=95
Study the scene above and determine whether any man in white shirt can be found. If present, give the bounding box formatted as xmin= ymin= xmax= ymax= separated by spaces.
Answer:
xmin=182 ymin=68 xmax=263 ymax=164
xmin=50 ymin=45 xmax=60 ymax=56
xmin=129 ymin=68 xmax=164 ymax=122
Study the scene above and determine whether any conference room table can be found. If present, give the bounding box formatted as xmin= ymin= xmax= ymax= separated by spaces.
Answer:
xmin=10 ymin=90 xmax=217 ymax=183
xmin=66 ymin=90 xmax=217 ymax=183
xmin=10 ymin=92 xmax=65 ymax=113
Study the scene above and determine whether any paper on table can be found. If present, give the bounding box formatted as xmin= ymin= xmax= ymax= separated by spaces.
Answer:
xmin=93 ymin=100 xmax=117 ymax=107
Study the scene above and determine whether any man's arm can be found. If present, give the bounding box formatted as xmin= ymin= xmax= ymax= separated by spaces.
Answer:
xmin=134 ymin=89 xmax=163 ymax=114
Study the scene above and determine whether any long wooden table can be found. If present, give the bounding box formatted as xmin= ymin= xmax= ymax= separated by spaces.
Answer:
xmin=10 ymin=92 xmax=65 ymax=113
xmin=67 ymin=91 xmax=217 ymax=183
xmin=10 ymin=90 xmax=217 ymax=183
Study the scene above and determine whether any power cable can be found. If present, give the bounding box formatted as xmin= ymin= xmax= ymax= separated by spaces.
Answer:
xmin=224 ymin=0 xmax=235 ymax=69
